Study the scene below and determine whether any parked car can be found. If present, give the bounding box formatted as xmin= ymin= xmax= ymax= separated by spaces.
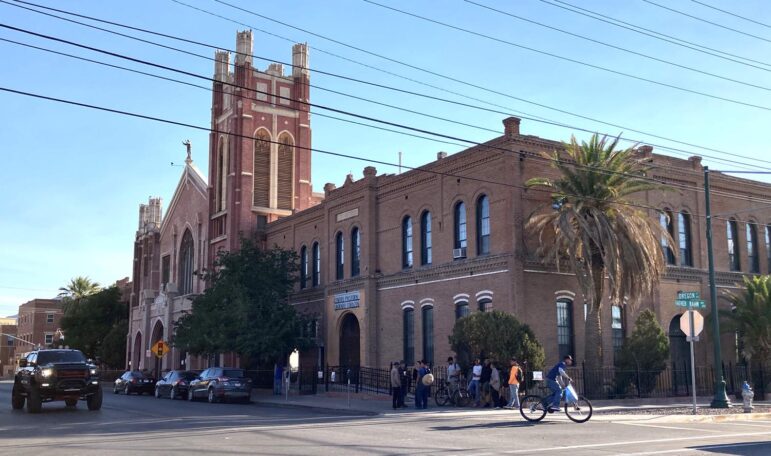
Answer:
xmin=154 ymin=370 xmax=199 ymax=400
xmin=187 ymin=367 xmax=252 ymax=403
xmin=113 ymin=371 xmax=156 ymax=395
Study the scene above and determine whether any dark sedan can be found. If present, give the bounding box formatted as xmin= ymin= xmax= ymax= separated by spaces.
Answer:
xmin=154 ymin=370 xmax=199 ymax=400
xmin=187 ymin=367 xmax=252 ymax=403
xmin=113 ymin=371 xmax=156 ymax=395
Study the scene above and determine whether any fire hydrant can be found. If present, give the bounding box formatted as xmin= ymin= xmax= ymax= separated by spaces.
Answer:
xmin=742 ymin=381 xmax=754 ymax=413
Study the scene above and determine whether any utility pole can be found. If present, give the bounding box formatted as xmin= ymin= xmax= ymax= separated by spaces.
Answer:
xmin=703 ymin=167 xmax=731 ymax=408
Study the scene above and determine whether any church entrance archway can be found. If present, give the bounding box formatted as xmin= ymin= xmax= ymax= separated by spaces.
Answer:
xmin=339 ymin=313 xmax=360 ymax=368
xmin=150 ymin=321 xmax=165 ymax=379
xmin=132 ymin=332 xmax=142 ymax=371
xmin=669 ymin=315 xmax=690 ymax=394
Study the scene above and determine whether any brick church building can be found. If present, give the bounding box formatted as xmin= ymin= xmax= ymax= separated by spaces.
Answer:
xmin=129 ymin=31 xmax=771 ymax=376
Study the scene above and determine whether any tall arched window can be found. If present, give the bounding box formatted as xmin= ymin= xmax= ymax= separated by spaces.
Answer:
xmin=312 ymin=242 xmax=320 ymax=287
xmin=276 ymin=133 xmax=294 ymax=210
xmin=402 ymin=216 xmax=413 ymax=269
xmin=678 ymin=212 xmax=693 ymax=267
xmin=478 ymin=298 xmax=492 ymax=312
xmin=747 ymin=223 xmax=759 ymax=273
xmin=660 ymin=210 xmax=675 ymax=265
xmin=455 ymin=301 xmax=470 ymax=320
xmin=476 ymin=195 xmax=490 ymax=255
xmin=454 ymin=201 xmax=467 ymax=256
xmin=556 ymin=299 xmax=574 ymax=359
xmin=253 ymin=130 xmax=270 ymax=208
xmin=335 ymin=232 xmax=344 ymax=280
xmin=299 ymin=245 xmax=308 ymax=289
xmin=422 ymin=306 xmax=434 ymax=365
xmin=728 ymin=219 xmax=740 ymax=271
xmin=351 ymin=227 xmax=361 ymax=277
xmin=216 ymin=138 xmax=227 ymax=211
xmin=178 ymin=230 xmax=194 ymax=295
xmin=766 ymin=225 xmax=771 ymax=273
xmin=403 ymin=308 xmax=414 ymax=366
xmin=420 ymin=210 xmax=432 ymax=266
xmin=611 ymin=305 xmax=625 ymax=359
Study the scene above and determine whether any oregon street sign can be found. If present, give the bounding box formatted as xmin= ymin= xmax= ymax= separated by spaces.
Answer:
xmin=677 ymin=291 xmax=700 ymax=300
xmin=675 ymin=299 xmax=706 ymax=308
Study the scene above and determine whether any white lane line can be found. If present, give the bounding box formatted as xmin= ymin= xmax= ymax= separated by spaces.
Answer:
xmin=500 ymin=431 xmax=770 ymax=453
xmin=719 ymin=421 xmax=771 ymax=428
xmin=616 ymin=422 xmax=724 ymax=433
xmin=621 ymin=449 xmax=696 ymax=456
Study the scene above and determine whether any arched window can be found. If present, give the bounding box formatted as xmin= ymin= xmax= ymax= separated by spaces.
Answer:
xmin=660 ymin=210 xmax=675 ymax=265
xmin=402 ymin=216 xmax=413 ymax=269
xmin=747 ymin=223 xmax=759 ymax=273
xmin=455 ymin=301 xmax=470 ymax=320
xmin=556 ymin=299 xmax=574 ymax=359
xmin=478 ymin=298 xmax=492 ymax=312
xmin=422 ymin=306 xmax=434 ymax=365
xmin=299 ymin=245 xmax=308 ymax=290
xmin=277 ymin=134 xmax=294 ymax=210
xmin=216 ymin=138 xmax=227 ymax=211
xmin=178 ymin=230 xmax=194 ymax=295
xmin=403 ymin=308 xmax=414 ymax=366
xmin=253 ymin=130 xmax=270 ymax=208
xmin=351 ymin=227 xmax=361 ymax=277
xmin=476 ymin=195 xmax=490 ymax=255
xmin=727 ymin=219 xmax=740 ymax=271
xmin=678 ymin=212 xmax=693 ymax=267
xmin=454 ymin=201 xmax=467 ymax=256
xmin=312 ymin=242 xmax=320 ymax=287
xmin=611 ymin=305 xmax=625 ymax=359
xmin=335 ymin=232 xmax=344 ymax=280
xmin=420 ymin=210 xmax=432 ymax=266
xmin=766 ymin=225 xmax=771 ymax=273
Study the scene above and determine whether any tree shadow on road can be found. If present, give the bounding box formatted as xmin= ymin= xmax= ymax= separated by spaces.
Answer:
xmin=431 ymin=420 xmax=551 ymax=431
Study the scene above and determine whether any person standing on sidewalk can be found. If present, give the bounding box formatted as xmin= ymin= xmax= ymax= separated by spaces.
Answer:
xmin=506 ymin=358 xmax=522 ymax=409
xmin=480 ymin=359 xmax=492 ymax=408
xmin=399 ymin=360 xmax=410 ymax=407
xmin=545 ymin=355 xmax=573 ymax=412
xmin=447 ymin=356 xmax=460 ymax=392
xmin=490 ymin=361 xmax=502 ymax=408
xmin=390 ymin=361 xmax=402 ymax=409
xmin=469 ymin=358 xmax=482 ymax=406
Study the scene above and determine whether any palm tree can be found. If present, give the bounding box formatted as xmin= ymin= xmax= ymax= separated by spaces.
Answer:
xmin=58 ymin=276 xmax=101 ymax=301
xmin=526 ymin=134 xmax=671 ymax=374
xmin=721 ymin=276 xmax=771 ymax=374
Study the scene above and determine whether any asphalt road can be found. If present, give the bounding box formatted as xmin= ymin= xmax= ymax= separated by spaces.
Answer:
xmin=1 ymin=381 xmax=770 ymax=455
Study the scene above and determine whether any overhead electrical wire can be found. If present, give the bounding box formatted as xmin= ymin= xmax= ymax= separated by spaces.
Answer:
xmin=4 ymin=84 xmax=769 ymax=223
xmin=690 ymin=0 xmax=771 ymax=30
xmin=360 ymin=0 xmax=771 ymax=112
xmin=540 ymin=0 xmax=771 ymax=70
xmin=7 ymin=0 xmax=768 ymax=170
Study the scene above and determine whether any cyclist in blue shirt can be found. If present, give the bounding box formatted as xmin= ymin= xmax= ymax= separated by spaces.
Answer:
xmin=545 ymin=355 xmax=573 ymax=412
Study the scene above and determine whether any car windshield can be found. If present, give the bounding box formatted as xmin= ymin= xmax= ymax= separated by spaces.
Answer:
xmin=180 ymin=372 xmax=199 ymax=380
xmin=36 ymin=351 xmax=86 ymax=365
xmin=130 ymin=371 xmax=148 ymax=378
xmin=223 ymin=369 xmax=245 ymax=378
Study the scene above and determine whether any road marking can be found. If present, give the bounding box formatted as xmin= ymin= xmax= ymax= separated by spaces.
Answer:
xmin=719 ymin=421 xmax=771 ymax=428
xmin=500 ymin=431 xmax=770 ymax=453
xmin=616 ymin=422 xmax=723 ymax=433
xmin=622 ymin=441 xmax=771 ymax=456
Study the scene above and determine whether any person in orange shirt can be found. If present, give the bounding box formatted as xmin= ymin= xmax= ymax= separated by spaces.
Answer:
xmin=505 ymin=358 xmax=522 ymax=409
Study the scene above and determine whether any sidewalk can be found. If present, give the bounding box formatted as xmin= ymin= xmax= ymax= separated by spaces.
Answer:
xmin=251 ymin=388 xmax=771 ymax=423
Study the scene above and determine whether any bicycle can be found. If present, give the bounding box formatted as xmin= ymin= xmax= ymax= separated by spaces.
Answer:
xmin=434 ymin=379 xmax=472 ymax=407
xmin=519 ymin=382 xmax=593 ymax=423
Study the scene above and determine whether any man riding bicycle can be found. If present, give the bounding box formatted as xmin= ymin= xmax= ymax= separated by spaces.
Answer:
xmin=545 ymin=355 xmax=573 ymax=412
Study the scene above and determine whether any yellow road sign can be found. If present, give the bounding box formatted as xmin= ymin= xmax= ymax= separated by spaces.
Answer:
xmin=151 ymin=340 xmax=170 ymax=358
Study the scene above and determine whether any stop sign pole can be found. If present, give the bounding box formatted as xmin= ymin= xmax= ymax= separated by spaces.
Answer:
xmin=684 ymin=308 xmax=698 ymax=415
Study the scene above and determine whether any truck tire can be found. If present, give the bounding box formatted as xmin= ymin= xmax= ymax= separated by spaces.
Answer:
xmin=26 ymin=388 xmax=42 ymax=414
xmin=11 ymin=385 xmax=25 ymax=410
xmin=87 ymin=386 xmax=103 ymax=411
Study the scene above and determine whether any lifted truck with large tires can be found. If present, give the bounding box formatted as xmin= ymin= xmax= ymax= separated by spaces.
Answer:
xmin=11 ymin=349 xmax=103 ymax=413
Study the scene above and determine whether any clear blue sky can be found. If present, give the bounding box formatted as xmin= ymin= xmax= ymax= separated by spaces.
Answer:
xmin=2 ymin=0 xmax=770 ymax=317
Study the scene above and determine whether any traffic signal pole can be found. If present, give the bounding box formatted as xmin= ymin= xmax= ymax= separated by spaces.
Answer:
xmin=704 ymin=167 xmax=731 ymax=408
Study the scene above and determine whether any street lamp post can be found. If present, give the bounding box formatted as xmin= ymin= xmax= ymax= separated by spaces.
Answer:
xmin=704 ymin=167 xmax=731 ymax=408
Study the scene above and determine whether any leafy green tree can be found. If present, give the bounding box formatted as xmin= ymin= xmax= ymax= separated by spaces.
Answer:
xmin=448 ymin=310 xmax=545 ymax=372
xmin=721 ymin=275 xmax=771 ymax=374
xmin=58 ymin=276 xmax=101 ymax=301
xmin=59 ymin=286 xmax=127 ymax=367
xmin=100 ymin=319 xmax=128 ymax=368
xmin=526 ymin=134 xmax=671 ymax=377
xmin=174 ymin=239 xmax=313 ymax=366
xmin=614 ymin=309 xmax=670 ymax=396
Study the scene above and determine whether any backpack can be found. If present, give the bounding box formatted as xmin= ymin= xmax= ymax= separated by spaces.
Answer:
xmin=516 ymin=367 xmax=523 ymax=383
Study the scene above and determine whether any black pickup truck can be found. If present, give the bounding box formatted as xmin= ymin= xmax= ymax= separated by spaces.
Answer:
xmin=11 ymin=349 xmax=103 ymax=413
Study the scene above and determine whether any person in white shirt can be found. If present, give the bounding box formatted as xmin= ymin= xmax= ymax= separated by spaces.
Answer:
xmin=469 ymin=358 xmax=482 ymax=406
xmin=447 ymin=356 xmax=460 ymax=392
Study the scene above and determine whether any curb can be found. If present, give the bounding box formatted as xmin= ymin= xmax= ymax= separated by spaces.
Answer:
xmin=251 ymin=399 xmax=379 ymax=416
xmin=603 ymin=412 xmax=771 ymax=424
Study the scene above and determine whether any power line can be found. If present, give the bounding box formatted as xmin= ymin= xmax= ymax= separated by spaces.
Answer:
xmin=361 ymin=0 xmax=771 ymax=112
xmin=641 ymin=0 xmax=771 ymax=44
xmin=8 ymin=0 xmax=769 ymax=171
xmin=464 ymin=0 xmax=771 ymax=92
xmin=690 ymin=0 xmax=771 ymax=30
xmin=539 ymin=0 xmax=771 ymax=70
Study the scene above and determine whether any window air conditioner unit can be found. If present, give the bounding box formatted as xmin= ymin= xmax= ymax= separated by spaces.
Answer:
xmin=452 ymin=247 xmax=467 ymax=259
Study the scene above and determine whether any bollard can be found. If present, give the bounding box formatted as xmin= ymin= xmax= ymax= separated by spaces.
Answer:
xmin=347 ymin=368 xmax=352 ymax=408
xmin=741 ymin=381 xmax=754 ymax=413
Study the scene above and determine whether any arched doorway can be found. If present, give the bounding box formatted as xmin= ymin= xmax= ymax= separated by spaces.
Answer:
xmin=669 ymin=315 xmax=690 ymax=394
xmin=150 ymin=321 xmax=165 ymax=379
xmin=132 ymin=332 xmax=142 ymax=371
xmin=339 ymin=313 xmax=360 ymax=368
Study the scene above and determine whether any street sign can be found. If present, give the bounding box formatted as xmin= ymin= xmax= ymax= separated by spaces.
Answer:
xmin=675 ymin=299 xmax=706 ymax=308
xmin=151 ymin=340 xmax=170 ymax=358
xmin=680 ymin=310 xmax=704 ymax=337
xmin=677 ymin=291 xmax=700 ymax=300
